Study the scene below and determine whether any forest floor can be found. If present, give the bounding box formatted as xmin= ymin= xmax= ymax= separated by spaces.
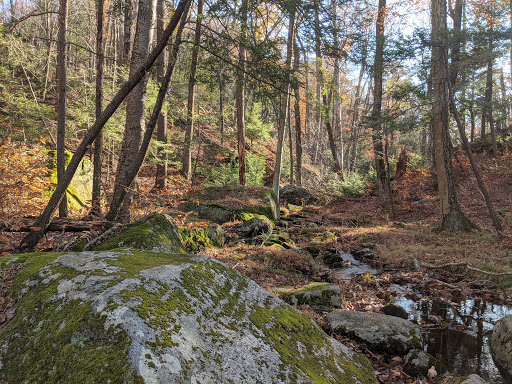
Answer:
xmin=1 ymin=144 xmax=512 ymax=383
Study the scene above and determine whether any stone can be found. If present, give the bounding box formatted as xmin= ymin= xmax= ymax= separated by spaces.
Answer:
xmin=439 ymin=374 xmax=488 ymax=384
xmin=0 ymin=251 xmax=377 ymax=384
xmin=326 ymin=310 xmax=423 ymax=355
xmin=280 ymin=185 xmax=319 ymax=205
xmin=404 ymin=349 xmax=444 ymax=377
xmin=489 ymin=315 xmax=512 ymax=381
xmin=381 ymin=303 xmax=409 ymax=319
xmin=179 ymin=223 xmax=226 ymax=252
xmin=179 ymin=202 xmax=235 ymax=224
xmin=239 ymin=215 xmax=274 ymax=238
xmin=323 ymin=251 xmax=344 ymax=268
xmin=361 ymin=242 xmax=377 ymax=249
xmin=45 ymin=150 xmax=93 ymax=210
xmin=94 ymin=214 xmax=187 ymax=254
xmin=274 ymin=282 xmax=343 ymax=311
xmin=352 ymin=248 xmax=377 ymax=261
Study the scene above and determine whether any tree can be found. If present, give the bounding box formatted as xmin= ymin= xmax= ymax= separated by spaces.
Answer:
xmin=431 ymin=0 xmax=474 ymax=231
xmin=20 ymin=0 xmax=191 ymax=250
xmin=272 ymin=4 xmax=295 ymax=208
xmin=182 ymin=0 xmax=204 ymax=180
xmin=56 ymin=0 xmax=68 ymax=218
xmin=371 ymin=0 xmax=390 ymax=205
xmin=91 ymin=0 xmax=105 ymax=215
xmin=153 ymin=0 xmax=168 ymax=190
xmin=236 ymin=0 xmax=248 ymax=186
xmin=107 ymin=0 xmax=156 ymax=222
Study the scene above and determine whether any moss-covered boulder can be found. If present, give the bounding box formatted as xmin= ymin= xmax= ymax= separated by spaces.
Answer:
xmin=94 ymin=214 xmax=186 ymax=254
xmin=239 ymin=215 xmax=274 ymax=238
xmin=44 ymin=150 xmax=93 ymax=210
xmin=273 ymin=282 xmax=343 ymax=311
xmin=179 ymin=223 xmax=226 ymax=252
xmin=0 ymin=251 xmax=377 ymax=384
xmin=404 ymin=349 xmax=444 ymax=377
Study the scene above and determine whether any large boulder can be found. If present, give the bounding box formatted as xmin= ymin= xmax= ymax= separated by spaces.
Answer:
xmin=0 ymin=251 xmax=377 ymax=384
xmin=489 ymin=315 xmax=512 ymax=381
xmin=45 ymin=150 xmax=93 ymax=210
xmin=326 ymin=310 xmax=423 ymax=355
xmin=94 ymin=214 xmax=187 ymax=254
xmin=179 ymin=222 xmax=226 ymax=252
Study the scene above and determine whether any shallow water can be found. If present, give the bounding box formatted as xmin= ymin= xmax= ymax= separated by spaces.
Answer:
xmin=393 ymin=289 xmax=512 ymax=383
xmin=331 ymin=251 xmax=379 ymax=280
xmin=330 ymin=253 xmax=512 ymax=382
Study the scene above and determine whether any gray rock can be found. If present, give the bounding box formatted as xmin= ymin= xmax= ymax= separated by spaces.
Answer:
xmin=280 ymin=185 xmax=319 ymax=205
xmin=352 ymin=248 xmax=377 ymax=261
xmin=274 ymin=283 xmax=343 ymax=310
xmin=179 ymin=202 xmax=235 ymax=224
xmin=323 ymin=251 xmax=344 ymax=268
xmin=239 ymin=215 xmax=274 ymax=238
xmin=326 ymin=310 xmax=423 ymax=355
xmin=489 ymin=315 xmax=512 ymax=381
xmin=0 ymin=251 xmax=377 ymax=384
xmin=361 ymin=242 xmax=377 ymax=249
xmin=404 ymin=349 xmax=443 ymax=377
xmin=460 ymin=374 xmax=488 ymax=384
xmin=381 ymin=303 xmax=409 ymax=319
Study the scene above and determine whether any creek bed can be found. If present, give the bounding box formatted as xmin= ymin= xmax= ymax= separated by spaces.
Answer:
xmin=330 ymin=252 xmax=512 ymax=383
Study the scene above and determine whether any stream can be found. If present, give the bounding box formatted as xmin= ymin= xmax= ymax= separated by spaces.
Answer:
xmin=331 ymin=251 xmax=512 ymax=383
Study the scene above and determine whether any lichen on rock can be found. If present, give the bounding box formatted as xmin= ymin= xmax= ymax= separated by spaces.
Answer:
xmin=0 ymin=250 xmax=377 ymax=384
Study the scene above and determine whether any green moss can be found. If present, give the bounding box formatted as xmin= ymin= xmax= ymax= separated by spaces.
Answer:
xmin=0 ymin=253 xmax=142 ymax=384
xmin=234 ymin=206 xmax=275 ymax=223
xmin=179 ymin=223 xmax=225 ymax=253
xmin=43 ymin=150 xmax=93 ymax=211
xmin=248 ymin=305 xmax=376 ymax=384
xmin=94 ymin=214 xmax=186 ymax=253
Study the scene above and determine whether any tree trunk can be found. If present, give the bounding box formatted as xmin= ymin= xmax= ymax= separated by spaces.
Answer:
xmin=56 ymin=0 xmax=68 ymax=218
xmin=123 ymin=0 xmax=133 ymax=65
xmin=20 ymin=0 xmax=191 ymax=250
xmin=293 ymin=32 xmax=302 ymax=186
xmin=182 ymin=0 xmax=203 ymax=180
xmin=431 ymin=0 xmax=474 ymax=231
xmin=272 ymin=7 xmax=295 ymax=210
xmin=484 ymin=40 xmax=497 ymax=155
xmin=236 ymin=0 xmax=248 ymax=186
xmin=101 ymin=3 xmax=190 ymax=219
xmin=153 ymin=0 xmax=168 ymax=190
xmin=107 ymin=0 xmax=156 ymax=222
xmin=287 ymin=92 xmax=294 ymax=185
xmin=219 ymin=72 xmax=225 ymax=145
xmin=371 ymin=0 xmax=390 ymax=204
xmin=91 ymin=0 xmax=105 ymax=215
xmin=332 ymin=0 xmax=343 ymax=174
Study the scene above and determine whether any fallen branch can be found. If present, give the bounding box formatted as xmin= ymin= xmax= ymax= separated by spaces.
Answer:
xmin=1 ymin=219 xmax=114 ymax=233
xmin=421 ymin=261 xmax=512 ymax=277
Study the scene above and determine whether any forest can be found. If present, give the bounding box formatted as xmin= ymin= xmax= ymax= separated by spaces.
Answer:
xmin=1 ymin=0 xmax=512 ymax=383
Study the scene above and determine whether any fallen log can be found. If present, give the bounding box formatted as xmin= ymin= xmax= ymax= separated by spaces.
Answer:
xmin=1 ymin=219 xmax=114 ymax=233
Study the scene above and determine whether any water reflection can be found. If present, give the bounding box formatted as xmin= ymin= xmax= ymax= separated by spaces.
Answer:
xmin=393 ymin=295 xmax=512 ymax=383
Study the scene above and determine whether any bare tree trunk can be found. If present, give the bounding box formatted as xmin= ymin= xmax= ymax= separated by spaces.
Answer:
xmin=484 ymin=41 xmax=497 ymax=155
xmin=332 ymin=0 xmax=343 ymax=174
xmin=293 ymin=32 xmax=302 ymax=186
xmin=431 ymin=0 xmax=474 ymax=231
xmin=287 ymin=92 xmax=294 ymax=184
xmin=91 ymin=0 xmax=105 ymax=215
xmin=219 ymin=72 xmax=225 ymax=145
xmin=56 ymin=0 xmax=68 ymax=218
xmin=236 ymin=0 xmax=248 ymax=185
xmin=101 ymin=3 xmax=190 ymax=218
xmin=371 ymin=0 xmax=390 ymax=204
xmin=350 ymin=59 xmax=366 ymax=171
xmin=153 ymin=0 xmax=168 ymax=190
xmin=123 ymin=0 xmax=133 ymax=65
xmin=20 ymin=0 xmax=191 ymax=250
xmin=108 ymin=0 xmax=156 ymax=222
xmin=182 ymin=0 xmax=203 ymax=180
xmin=272 ymin=7 xmax=295 ymax=210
